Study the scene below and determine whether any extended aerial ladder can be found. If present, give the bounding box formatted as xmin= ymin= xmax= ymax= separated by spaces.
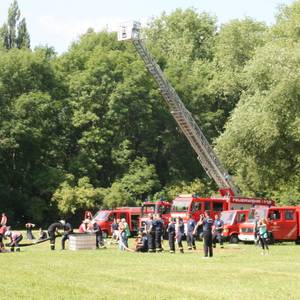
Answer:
xmin=117 ymin=21 xmax=239 ymax=196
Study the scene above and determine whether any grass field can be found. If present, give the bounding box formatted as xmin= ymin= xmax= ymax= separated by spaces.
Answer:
xmin=1 ymin=235 xmax=300 ymax=300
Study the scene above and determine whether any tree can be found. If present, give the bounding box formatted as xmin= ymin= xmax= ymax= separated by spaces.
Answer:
xmin=0 ymin=0 xmax=30 ymax=49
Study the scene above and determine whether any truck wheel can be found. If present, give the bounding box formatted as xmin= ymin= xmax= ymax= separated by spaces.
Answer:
xmin=295 ymin=238 xmax=300 ymax=245
xmin=229 ymin=234 xmax=239 ymax=244
xmin=102 ymin=231 xmax=108 ymax=239
xmin=268 ymin=232 xmax=275 ymax=245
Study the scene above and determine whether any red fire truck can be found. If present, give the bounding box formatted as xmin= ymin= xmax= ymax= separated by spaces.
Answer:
xmin=238 ymin=206 xmax=300 ymax=244
xmin=118 ymin=22 xmax=277 ymax=222
xmin=92 ymin=207 xmax=141 ymax=237
xmin=220 ymin=209 xmax=249 ymax=243
xmin=139 ymin=201 xmax=171 ymax=228
xmin=170 ymin=194 xmax=274 ymax=224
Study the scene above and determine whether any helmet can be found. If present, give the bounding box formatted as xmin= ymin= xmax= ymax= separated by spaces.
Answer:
xmin=4 ymin=230 xmax=11 ymax=237
xmin=59 ymin=220 xmax=66 ymax=226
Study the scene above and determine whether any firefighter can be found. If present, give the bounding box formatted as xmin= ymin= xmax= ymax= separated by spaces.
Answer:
xmin=186 ymin=214 xmax=197 ymax=250
xmin=135 ymin=230 xmax=148 ymax=252
xmin=145 ymin=214 xmax=155 ymax=252
xmin=5 ymin=230 xmax=23 ymax=252
xmin=1 ymin=213 xmax=7 ymax=226
xmin=0 ymin=224 xmax=6 ymax=251
xmin=38 ymin=227 xmax=47 ymax=241
xmin=194 ymin=211 xmax=214 ymax=258
xmin=25 ymin=223 xmax=36 ymax=240
xmin=61 ymin=221 xmax=73 ymax=250
xmin=47 ymin=220 xmax=64 ymax=250
xmin=154 ymin=214 xmax=164 ymax=252
xmin=212 ymin=214 xmax=224 ymax=248
xmin=167 ymin=217 xmax=176 ymax=253
xmin=90 ymin=220 xmax=104 ymax=249
xmin=176 ymin=217 xmax=185 ymax=253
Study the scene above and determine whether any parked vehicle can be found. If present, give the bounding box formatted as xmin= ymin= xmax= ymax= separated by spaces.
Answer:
xmin=170 ymin=194 xmax=274 ymax=224
xmin=239 ymin=206 xmax=300 ymax=244
xmin=92 ymin=207 xmax=141 ymax=237
xmin=139 ymin=201 xmax=171 ymax=229
xmin=220 ymin=210 xmax=249 ymax=243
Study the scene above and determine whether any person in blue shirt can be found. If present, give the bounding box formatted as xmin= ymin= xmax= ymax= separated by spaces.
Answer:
xmin=154 ymin=214 xmax=164 ymax=252
xmin=186 ymin=214 xmax=197 ymax=250
xmin=194 ymin=211 xmax=214 ymax=258
xmin=146 ymin=214 xmax=156 ymax=252
xmin=212 ymin=214 xmax=224 ymax=249
xmin=167 ymin=217 xmax=176 ymax=253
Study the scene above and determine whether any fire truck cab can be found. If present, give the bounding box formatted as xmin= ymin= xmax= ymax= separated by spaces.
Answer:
xmin=139 ymin=201 xmax=171 ymax=229
xmin=92 ymin=207 xmax=141 ymax=237
xmin=239 ymin=206 xmax=300 ymax=243
xmin=170 ymin=194 xmax=274 ymax=223
xmin=220 ymin=210 xmax=249 ymax=243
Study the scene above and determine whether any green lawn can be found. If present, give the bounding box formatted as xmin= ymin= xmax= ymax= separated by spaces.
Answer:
xmin=1 ymin=236 xmax=299 ymax=300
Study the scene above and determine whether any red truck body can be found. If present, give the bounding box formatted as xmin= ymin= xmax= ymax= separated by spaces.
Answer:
xmin=139 ymin=201 xmax=171 ymax=229
xmin=239 ymin=206 xmax=300 ymax=243
xmin=170 ymin=194 xmax=274 ymax=224
xmin=92 ymin=207 xmax=141 ymax=237
xmin=220 ymin=210 xmax=249 ymax=243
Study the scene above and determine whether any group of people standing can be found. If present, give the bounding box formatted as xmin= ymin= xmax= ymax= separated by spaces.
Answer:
xmin=131 ymin=211 xmax=225 ymax=257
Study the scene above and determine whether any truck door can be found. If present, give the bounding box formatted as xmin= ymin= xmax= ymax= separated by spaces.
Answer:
xmin=268 ymin=209 xmax=282 ymax=240
xmin=107 ymin=212 xmax=116 ymax=235
xmin=191 ymin=201 xmax=202 ymax=221
xmin=282 ymin=209 xmax=297 ymax=240
xmin=267 ymin=208 xmax=297 ymax=241
xmin=212 ymin=201 xmax=224 ymax=217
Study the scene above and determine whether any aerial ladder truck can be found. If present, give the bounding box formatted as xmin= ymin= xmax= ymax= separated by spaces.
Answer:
xmin=118 ymin=21 xmax=239 ymax=197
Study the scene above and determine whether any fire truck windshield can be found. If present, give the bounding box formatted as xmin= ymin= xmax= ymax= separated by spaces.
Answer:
xmin=220 ymin=211 xmax=235 ymax=225
xmin=141 ymin=204 xmax=155 ymax=217
xmin=171 ymin=200 xmax=189 ymax=212
xmin=93 ymin=211 xmax=110 ymax=221
xmin=248 ymin=208 xmax=268 ymax=222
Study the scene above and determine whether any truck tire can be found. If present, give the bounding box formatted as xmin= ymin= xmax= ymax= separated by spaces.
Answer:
xmin=268 ymin=232 xmax=275 ymax=245
xmin=102 ymin=231 xmax=108 ymax=239
xmin=295 ymin=238 xmax=300 ymax=245
xmin=229 ymin=234 xmax=239 ymax=244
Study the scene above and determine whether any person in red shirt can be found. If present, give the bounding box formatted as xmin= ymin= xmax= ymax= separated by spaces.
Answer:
xmin=0 ymin=224 xmax=7 ymax=251
xmin=1 ymin=213 xmax=7 ymax=226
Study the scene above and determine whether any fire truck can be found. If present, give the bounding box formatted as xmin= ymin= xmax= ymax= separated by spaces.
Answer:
xmin=139 ymin=201 xmax=171 ymax=229
xmin=220 ymin=209 xmax=249 ymax=243
xmin=170 ymin=194 xmax=273 ymax=234
xmin=92 ymin=207 xmax=141 ymax=237
xmin=238 ymin=206 xmax=300 ymax=244
xmin=117 ymin=22 xmax=276 ymax=210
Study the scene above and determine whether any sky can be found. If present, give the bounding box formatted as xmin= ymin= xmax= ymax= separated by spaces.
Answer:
xmin=0 ymin=0 xmax=296 ymax=53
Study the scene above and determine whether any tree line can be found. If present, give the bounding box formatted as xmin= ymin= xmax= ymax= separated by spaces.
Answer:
xmin=1 ymin=1 xmax=300 ymax=225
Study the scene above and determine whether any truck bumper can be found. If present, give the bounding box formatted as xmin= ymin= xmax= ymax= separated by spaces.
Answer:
xmin=238 ymin=234 xmax=255 ymax=242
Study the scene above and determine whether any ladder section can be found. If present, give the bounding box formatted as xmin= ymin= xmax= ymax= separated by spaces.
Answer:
xmin=118 ymin=22 xmax=239 ymax=196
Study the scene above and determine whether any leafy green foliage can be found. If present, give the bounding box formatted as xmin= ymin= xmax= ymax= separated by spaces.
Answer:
xmin=0 ymin=0 xmax=30 ymax=49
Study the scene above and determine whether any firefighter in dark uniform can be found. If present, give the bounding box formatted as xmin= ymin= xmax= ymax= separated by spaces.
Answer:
xmin=154 ymin=214 xmax=164 ymax=252
xmin=48 ymin=220 xmax=64 ymax=250
xmin=176 ymin=217 xmax=185 ymax=253
xmin=212 ymin=214 xmax=224 ymax=248
xmin=91 ymin=220 xmax=104 ymax=248
xmin=186 ymin=214 xmax=197 ymax=250
xmin=194 ymin=211 xmax=214 ymax=257
xmin=167 ymin=217 xmax=176 ymax=253
xmin=145 ymin=214 xmax=155 ymax=252
xmin=61 ymin=221 xmax=73 ymax=250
